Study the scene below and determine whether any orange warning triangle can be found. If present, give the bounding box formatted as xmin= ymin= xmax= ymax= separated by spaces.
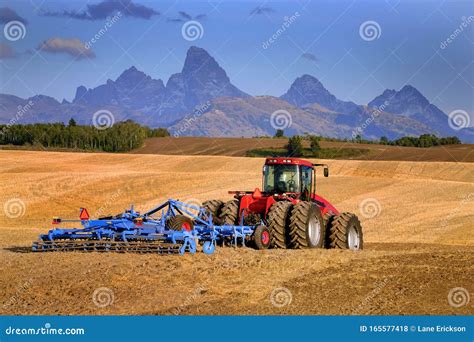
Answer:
xmin=79 ymin=208 xmax=90 ymax=220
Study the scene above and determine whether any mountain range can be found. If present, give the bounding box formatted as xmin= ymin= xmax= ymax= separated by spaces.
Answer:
xmin=1 ymin=46 xmax=472 ymax=142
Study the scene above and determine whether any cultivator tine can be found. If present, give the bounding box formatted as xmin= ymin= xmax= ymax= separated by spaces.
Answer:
xmin=32 ymin=239 xmax=186 ymax=255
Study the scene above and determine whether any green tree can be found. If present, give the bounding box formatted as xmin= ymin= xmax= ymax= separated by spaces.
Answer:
xmin=380 ymin=136 xmax=389 ymax=145
xmin=68 ymin=118 xmax=77 ymax=127
xmin=274 ymin=129 xmax=284 ymax=138
xmin=439 ymin=136 xmax=461 ymax=145
xmin=287 ymin=135 xmax=303 ymax=157
xmin=309 ymin=135 xmax=321 ymax=156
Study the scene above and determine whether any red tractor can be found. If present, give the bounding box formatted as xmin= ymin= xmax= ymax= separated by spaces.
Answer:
xmin=203 ymin=157 xmax=363 ymax=250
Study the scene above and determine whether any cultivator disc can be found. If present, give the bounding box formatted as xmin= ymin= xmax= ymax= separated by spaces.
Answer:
xmin=32 ymin=239 xmax=190 ymax=255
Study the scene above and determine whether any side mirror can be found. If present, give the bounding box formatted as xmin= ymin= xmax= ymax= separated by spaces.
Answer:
xmin=312 ymin=163 xmax=329 ymax=177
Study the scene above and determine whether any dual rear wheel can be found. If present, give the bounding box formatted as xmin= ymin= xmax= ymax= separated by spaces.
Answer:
xmin=268 ymin=201 xmax=363 ymax=250
xmin=325 ymin=212 xmax=363 ymax=250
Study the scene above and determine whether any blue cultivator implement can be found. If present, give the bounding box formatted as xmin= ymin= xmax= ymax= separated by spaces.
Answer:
xmin=32 ymin=199 xmax=271 ymax=255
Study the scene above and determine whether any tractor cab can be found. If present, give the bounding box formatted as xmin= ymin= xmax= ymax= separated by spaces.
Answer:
xmin=263 ymin=158 xmax=328 ymax=200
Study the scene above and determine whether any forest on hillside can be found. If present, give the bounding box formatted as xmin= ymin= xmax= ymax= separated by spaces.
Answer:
xmin=0 ymin=120 xmax=169 ymax=153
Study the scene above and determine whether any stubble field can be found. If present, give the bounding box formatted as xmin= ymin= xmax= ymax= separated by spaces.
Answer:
xmin=0 ymin=150 xmax=472 ymax=315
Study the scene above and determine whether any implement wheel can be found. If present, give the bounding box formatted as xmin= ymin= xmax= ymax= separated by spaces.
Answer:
xmin=267 ymin=201 xmax=293 ymax=249
xmin=327 ymin=212 xmax=363 ymax=250
xmin=288 ymin=201 xmax=325 ymax=249
xmin=253 ymin=225 xmax=271 ymax=250
xmin=167 ymin=215 xmax=194 ymax=231
xmin=202 ymin=241 xmax=215 ymax=254
xmin=219 ymin=199 xmax=240 ymax=225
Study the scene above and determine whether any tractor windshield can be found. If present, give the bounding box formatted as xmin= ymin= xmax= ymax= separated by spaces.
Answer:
xmin=263 ymin=164 xmax=301 ymax=193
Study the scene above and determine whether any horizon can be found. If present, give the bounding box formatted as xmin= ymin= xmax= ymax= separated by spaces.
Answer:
xmin=0 ymin=0 xmax=472 ymax=123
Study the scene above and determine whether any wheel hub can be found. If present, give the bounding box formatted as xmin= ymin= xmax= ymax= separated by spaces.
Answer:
xmin=347 ymin=226 xmax=360 ymax=250
xmin=308 ymin=216 xmax=321 ymax=246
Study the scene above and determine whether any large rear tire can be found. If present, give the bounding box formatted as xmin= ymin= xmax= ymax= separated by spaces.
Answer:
xmin=327 ymin=212 xmax=363 ymax=250
xmin=323 ymin=211 xmax=335 ymax=249
xmin=202 ymin=200 xmax=224 ymax=224
xmin=288 ymin=202 xmax=325 ymax=249
xmin=267 ymin=201 xmax=293 ymax=249
xmin=219 ymin=199 xmax=240 ymax=225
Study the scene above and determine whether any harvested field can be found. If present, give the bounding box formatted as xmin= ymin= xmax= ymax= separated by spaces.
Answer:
xmin=132 ymin=137 xmax=474 ymax=162
xmin=0 ymin=150 xmax=472 ymax=315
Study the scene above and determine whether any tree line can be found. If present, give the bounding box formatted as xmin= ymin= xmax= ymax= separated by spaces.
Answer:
xmin=380 ymin=134 xmax=461 ymax=147
xmin=0 ymin=119 xmax=169 ymax=153
xmin=285 ymin=133 xmax=461 ymax=158
xmin=274 ymin=129 xmax=461 ymax=153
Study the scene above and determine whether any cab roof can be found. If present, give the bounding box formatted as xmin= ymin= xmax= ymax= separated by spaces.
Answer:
xmin=264 ymin=157 xmax=313 ymax=168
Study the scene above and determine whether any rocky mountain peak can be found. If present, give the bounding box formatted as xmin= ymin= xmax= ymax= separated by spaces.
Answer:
xmin=369 ymin=85 xmax=430 ymax=115
xmin=281 ymin=74 xmax=361 ymax=116
xmin=281 ymin=74 xmax=332 ymax=107
xmin=115 ymin=66 xmax=150 ymax=85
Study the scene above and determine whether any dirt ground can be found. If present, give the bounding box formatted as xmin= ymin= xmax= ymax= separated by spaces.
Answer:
xmin=0 ymin=150 xmax=472 ymax=315
xmin=132 ymin=137 xmax=474 ymax=162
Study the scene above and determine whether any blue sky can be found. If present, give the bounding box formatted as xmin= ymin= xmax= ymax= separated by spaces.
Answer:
xmin=0 ymin=0 xmax=472 ymax=119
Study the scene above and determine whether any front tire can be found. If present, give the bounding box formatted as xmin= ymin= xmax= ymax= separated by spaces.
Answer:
xmin=267 ymin=201 xmax=293 ymax=248
xmin=288 ymin=202 xmax=325 ymax=248
xmin=327 ymin=212 xmax=363 ymax=250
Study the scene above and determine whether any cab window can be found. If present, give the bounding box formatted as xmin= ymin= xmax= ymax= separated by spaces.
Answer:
xmin=301 ymin=166 xmax=312 ymax=200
